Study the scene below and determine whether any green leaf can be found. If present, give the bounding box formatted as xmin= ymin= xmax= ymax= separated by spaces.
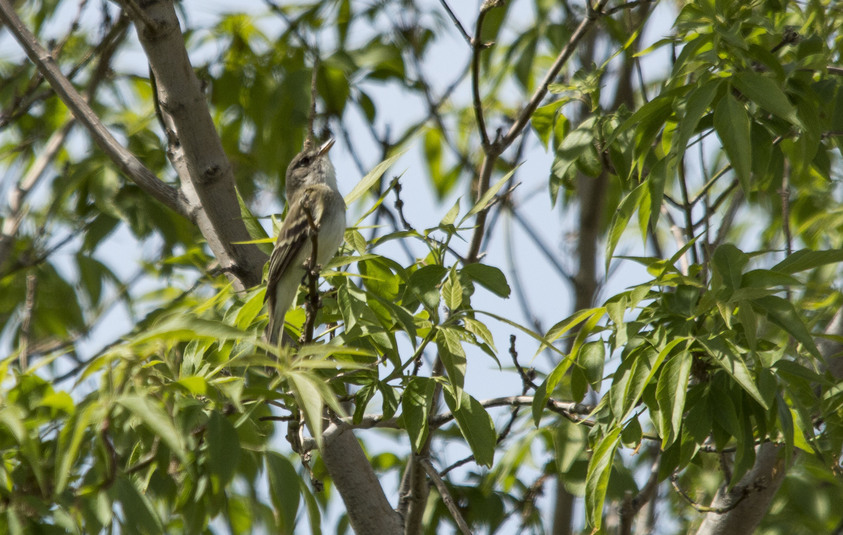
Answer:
xmin=533 ymin=355 xmax=575 ymax=426
xmin=609 ymin=95 xmax=674 ymax=147
xmin=442 ymin=268 xmax=463 ymax=310
xmin=551 ymin=118 xmax=597 ymax=187
xmin=299 ymin=483 xmax=322 ymax=535
xmin=531 ymin=99 xmax=568 ymax=148
xmin=544 ymin=307 xmax=605 ymax=350
xmin=130 ymin=316 xmax=246 ymax=346
xmin=266 ymin=452 xmax=300 ymax=532
xmin=207 ymin=411 xmax=240 ymax=491
xmin=359 ymin=258 xmax=400 ymax=299
xmin=0 ymin=405 xmax=45 ymax=493
xmin=440 ymin=198 xmax=460 ymax=227
xmin=344 ymin=148 xmax=408 ymax=205
xmin=113 ymin=476 xmax=163 ymax=535
xmin=771 ymin=249 xmax=843 ymax=274
xmin=646 ymin=158 xmax=669 ymax=229
xmin=288 ymin=372 xmax=325 ymax=447
xmin=585 ymin=427 xmax=621 ymax=530
xmin=118 ymin=395 xmax=187 ymax=462
xmin=461 ymin=263 xmax=511 ymax=298
xmin=739 ymin=269 xmax=800 ymax=290
xmin=606 ymin=182 xmax=647 ymax=272
xmin=406 ymin=265 xmax=447 ymax=312
xmin=752 ymin=295 xmax=822 ymax=359
xmin=733 ymin=72 xmax=800 ymax=126
xmin=713 ymin=93 xmax=752 ymax=193
xmin=473 ymin=310 xmax=566 ymax=360
xmin=436 ymin=327 xmax=467 ymax=390
xmin=696 ymin=336 xmax=768 ymax=409
xmin=402 ymin=377 xmax=436 ymax=451
xmin=237 ymin=188 xmax=272 ymax=255
xmin=424 ymin=128 xmax=447 ymax=198
xmin=443 ymin=386 xmax=496 ymax=467
xmin=579 ymin=341 xmax=605 ymax=391
xmin=55 ymin=403 xmax=96 ymax=495
xmin=711 ymin=243 xmax=748 ymax=290
xmin=462 ymin=166 xmax=519 ymax=222
xmin=674 ymin=78 xmax=720 ymax=160
xmin=553 ymin=420 xmax=587 ymax=473
xmin=656 ymin=351 xmax=692 ymax=447
xmin=463 ymin=316 xmax=497 ymax=353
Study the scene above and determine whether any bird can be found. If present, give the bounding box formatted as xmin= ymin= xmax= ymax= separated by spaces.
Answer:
xmin=264 ymin=138 xmax=346 ymax=345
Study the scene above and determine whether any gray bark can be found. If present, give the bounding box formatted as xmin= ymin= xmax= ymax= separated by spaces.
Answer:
xmin=694 ymin=310 xmax=843 ymax=535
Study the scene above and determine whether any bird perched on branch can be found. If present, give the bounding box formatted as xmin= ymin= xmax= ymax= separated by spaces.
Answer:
xmin=264 ymin=138 xmax=346 ymax=345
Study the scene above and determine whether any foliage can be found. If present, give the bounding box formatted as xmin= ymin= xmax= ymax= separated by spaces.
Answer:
xmin=2 ymin=0 xmax=843 ymax=534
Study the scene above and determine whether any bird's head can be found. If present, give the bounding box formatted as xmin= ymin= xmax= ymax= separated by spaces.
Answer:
xmin=285 ymin=138 xmax=337 ymax=198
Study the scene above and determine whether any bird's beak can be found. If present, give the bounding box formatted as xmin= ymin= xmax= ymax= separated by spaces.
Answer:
xmin=317 ymin=138 xmax=335 ymax=157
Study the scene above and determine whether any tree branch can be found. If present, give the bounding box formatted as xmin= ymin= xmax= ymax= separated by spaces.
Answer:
xmin=694 ymin=309 xmax=843 ymax=534
xmin=438 ymin=0 xmax=472 ymax=46
xmin=419 ymin=457 xmax=473 ymax=535
xmin=466 ymin=0 xmax=611 ymax=263
xmin=127 ymin=0 xmax=267 ymax=289
xmin=0 ymin=1 xmax=188 ymax=219
xmin=471 ymin=1 xmax=499 ymax=151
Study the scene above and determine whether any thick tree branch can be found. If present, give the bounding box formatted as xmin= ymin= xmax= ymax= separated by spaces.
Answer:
xmin=317 ymin=422 xmax=404 ymax=534
xmin=694 ymin=309 xmax=843 ymax=534
xmin=126 ymin=0 xmax=266 ymax=289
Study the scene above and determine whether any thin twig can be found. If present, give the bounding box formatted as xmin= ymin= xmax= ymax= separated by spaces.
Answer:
xmin=19 ymin=272 xmax=37 ymax=369
xmin=619 ymin=451 xmax=660 ymax=533
xmin=304 ymin=55 xmax=320 ymax=149
xmin=116 ymin=0 xmax=158 ymax=31
xmin=500 ymin=0 xmax=610 ymax=149
xmin=437 ymin=0 xmax=472 ymax=46
xmin=677 ymin=156 xmax=699 ymax=265
xmin=781 ymin=160 xmax=793 ymax=257
xmin=670 ymin=473 xmax=761 ymax=514
xmin=391 ymin=177 xmax=413 ymax=231
xmin=467 ymin=0 xmax=612 ymax=262
xmin=471 ymin=1 xmax=499 ymax=150
xmin=605 ymin=0 xmax=656 ymax=16
xmin=300 ymin=202 xmax=321 ymax=346
xmin=419 ymin=457 xmax=473 ymax=535
xmin=125 ymin=437 xmax=160 ymax=475
xmin=509 ymin=335 xmax=538 ymax=392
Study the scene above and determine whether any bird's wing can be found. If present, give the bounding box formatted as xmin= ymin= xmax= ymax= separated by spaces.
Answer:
xmin=264 ymin=194 xmax=313 ymax=307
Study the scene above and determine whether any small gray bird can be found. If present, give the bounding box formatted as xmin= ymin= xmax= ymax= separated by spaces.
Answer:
xmin=264 ymin=139 xmax=347 ymax=345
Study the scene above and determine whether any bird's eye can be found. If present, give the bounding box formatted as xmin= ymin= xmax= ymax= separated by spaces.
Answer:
xmin=296 ymin=155 xmax=312 ymax=168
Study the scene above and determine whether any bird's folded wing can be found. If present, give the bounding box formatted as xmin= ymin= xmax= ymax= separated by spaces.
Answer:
xmin=264 ymin=199 xmax=311 ymax=306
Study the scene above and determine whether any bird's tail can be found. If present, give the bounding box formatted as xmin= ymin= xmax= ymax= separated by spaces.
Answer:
xmin=266 ymin=318 xmax=280 ymax=346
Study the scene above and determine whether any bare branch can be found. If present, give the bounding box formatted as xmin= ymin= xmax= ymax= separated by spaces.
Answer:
xmin=471 ymin=1 xmax=501 ymax=151
xmin=438 ymin=0 xmax=472 ymax=46
xmin=19 ymin=272 xmax=36 ymax=369
xmin=619 ymin=452 xmax=660 ymax=534
xmin=466 ymin=0 xmax=612 ymax=262
xmin=129 ymin=0 xmax=267 ymax=289
xmin=671 ymin=472 xmax=759 ymax=514
xmin=500 ymin=0 xmax=611 ymax=148
xmin=0 ymin=14 xmax=127 ymax=269
xmin=0 ymin=0 xmax=188 ymax=218
xmin=419 ymin=457 xmax=473 ymax=535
